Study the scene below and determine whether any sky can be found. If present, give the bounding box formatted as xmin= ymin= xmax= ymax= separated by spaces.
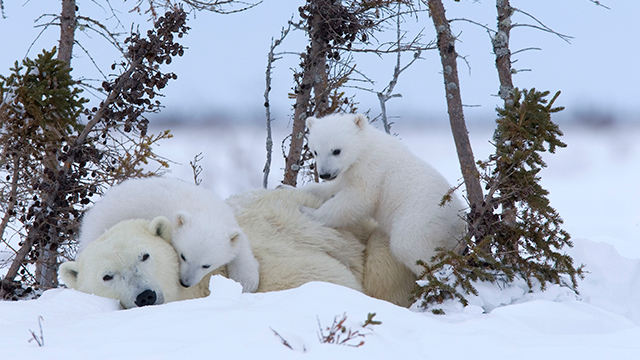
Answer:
xmin=1 ymin=0 xmax=638 ymax=125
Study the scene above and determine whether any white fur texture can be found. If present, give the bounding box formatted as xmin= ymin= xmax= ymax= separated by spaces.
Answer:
xmin=228 ymin=188 xmax=367 ymax=292
xmin=60 ymin=217 xmax=210 ymax=309
xmin=79 ymin=177 xmax=259 ymax=292
xmin=302 ymin=113 xmax=466 ymax=276
xmin=61 ymin=189 xmax=368 ymax=308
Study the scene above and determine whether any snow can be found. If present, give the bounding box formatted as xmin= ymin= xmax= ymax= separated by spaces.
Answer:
xmin=1 ymin=123 xmax=640 ymax=359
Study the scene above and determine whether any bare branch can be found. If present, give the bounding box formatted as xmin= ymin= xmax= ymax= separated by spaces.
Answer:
xmin=263 ymin=22 xmax=291 ymax=188
xmin=449 ymin=17 xmax=496 ymax=34
xmin=190 ymin=152 xmax=203 ymax=185
xmin=587 ymin=0 xmax=611 ymax=10
xmin=73 ymin=40 xmax=108 ymax=80
xmin=512 ymin=8 xmax=573 ymax=43
xmin=377 ymin=7 xmax=423 ymax=134
xmin=511 ymin=46 xmax=541 ymax=56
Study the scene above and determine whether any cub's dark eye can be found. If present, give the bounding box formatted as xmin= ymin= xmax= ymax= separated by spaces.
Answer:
xmin=181 ymin=254 xmax=186 ymax=261
xmin=141 ymin=253 xmax=150 ymax=262
xmin=202 ymin=264 xmax=211 ymax=269
xmin=103 ymin=275 xmax=113 ymax=282
xmin=313 ymin=151 xmax=317 ymax=156
xmin=332 ymin=149 xmax=341 ymax=156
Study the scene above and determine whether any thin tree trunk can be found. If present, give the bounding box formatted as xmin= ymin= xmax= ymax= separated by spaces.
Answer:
xmin=33 ymin=0 xmax=77 ymax=289
xmin=283 ymin=71 xmax=313 ymax=187
xmin=494 ymin=0 xmax=515 ymax=105
xmin=427 ymin=0 xmax=483 ymax=208
xmin=494 ymin=0 xmax=518 ymax=263
xmin=58 ymin=0 xmax=76 ymax=66
xmin=283 ymin=1 xmax=330 ymax=186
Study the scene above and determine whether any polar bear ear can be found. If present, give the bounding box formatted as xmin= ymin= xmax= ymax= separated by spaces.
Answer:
xmin=228 ymin=229 xmax=242 ymax=244
xmin=353 ymin=114 xmax=367 ymax=130
xmin=306 ymin=116 xmax=316 ymax=129
xmin=59 ymin=261 xmax=79 ymax=289
xmin=174 ymin=211 xmax=191 ymax=229
xmin=150 ymin=216 xmax=172 ymax=242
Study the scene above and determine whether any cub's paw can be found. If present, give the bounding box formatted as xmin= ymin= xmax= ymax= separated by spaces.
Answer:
xmin=299 ymin=205 xmax=317 ymax=219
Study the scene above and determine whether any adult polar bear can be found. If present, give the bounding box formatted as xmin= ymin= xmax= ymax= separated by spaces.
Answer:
xmin=78 ymin=177 xmax=260 ymax=292
xmin=62 ymin=217 xmax=211 ymax=308
xmin=62 ymin=188 xmax=369 ymax=308
xmin=301 ymin=113 xmax=466 ymax=276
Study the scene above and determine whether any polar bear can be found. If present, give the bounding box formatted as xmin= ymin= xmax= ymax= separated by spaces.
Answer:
xmin=60 ymin=217 xmax=211 ymax=309
xmin=301 ymin=113 xmax=466 ymax=276
xmin=61 ymin=188 xmax=370 ymax=308
xmin=78 ymin=177 xmax=259 ymax=292
xmin=228 ymin=187 xmax=367 ymax=292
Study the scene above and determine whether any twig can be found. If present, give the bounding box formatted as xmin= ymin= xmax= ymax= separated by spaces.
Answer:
xmin=377 ymin=7 xmax=422 ymax=133
xmin=512 ymin=8 xmax=573 ymax=44
xmin=270 ymin=327 xmax=293 ymax=350
xmin=189 ymin=152 xmax=203 ymax=185
xmin=28 ymin=316 xmax=44 ymax=347
xmin=587 ymin=0 xmax=611 ymax=10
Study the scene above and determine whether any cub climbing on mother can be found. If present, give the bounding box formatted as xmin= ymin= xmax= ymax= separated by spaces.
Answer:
xmin=300 ymin=113 xmax=466 ymax=276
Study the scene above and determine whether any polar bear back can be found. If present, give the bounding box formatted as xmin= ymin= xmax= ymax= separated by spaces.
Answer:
xmin=229 ymin=188 xmax=367 ymax=292
xmin=79 ymin=177 xmax=232 ymax=250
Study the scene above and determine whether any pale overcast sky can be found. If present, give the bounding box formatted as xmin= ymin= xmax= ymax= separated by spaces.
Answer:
xmin=1 ymin=0 xmax=638 ymax=124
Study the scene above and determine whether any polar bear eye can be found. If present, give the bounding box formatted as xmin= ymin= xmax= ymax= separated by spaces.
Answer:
xmin=313 ymin=151 xmax=317 ymax=156
xmin=180 ymin=254 xmax=186 ymax=262
xmin=332 ymin=149 xmax=341 ymax=156
xmin=202 ymin=264 xmax=211 ymax=269
xmin=141 ymin=253 xmax=150 ymax=262
xmin=103 ymin=275 xmax=113 ymax=282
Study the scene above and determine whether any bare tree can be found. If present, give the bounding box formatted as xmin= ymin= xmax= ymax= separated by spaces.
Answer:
xmin=279 ymin=0 xmax=427 ymax=186
xmin=263 ymin=24 xmax=291 ymax=188
xmin=425 ymin=0 xmax=483 ymax=209
xmin=414 ymin=0 xmax=594 ymax=312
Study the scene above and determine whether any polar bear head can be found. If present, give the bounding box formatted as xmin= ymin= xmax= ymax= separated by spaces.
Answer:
xmin=305 ymin=113 xmax=368 ymax=181
xmin=170 ymin=210 xmax=245 ymax=288
xmin=60 ymin=217 xmax=183 ymax=309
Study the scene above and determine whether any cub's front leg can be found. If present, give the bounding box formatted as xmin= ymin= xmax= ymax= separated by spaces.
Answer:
xmin=298 ymin=180 xmax=340 ymax=202
xmin=301 ymin=188 xmax=370 ymax=228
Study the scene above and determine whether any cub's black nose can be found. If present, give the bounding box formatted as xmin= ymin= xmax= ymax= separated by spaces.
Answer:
xmin=180 ymin=279 xmax=189 ymax=288
xmin=319 ymin=173 xmax=332 ymax=180
xmin=135 ymin=289 xmax=157 ymax=307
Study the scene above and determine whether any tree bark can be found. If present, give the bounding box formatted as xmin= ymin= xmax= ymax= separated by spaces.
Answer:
xmin=58 ymin=0 xmax=76 ymax=66
xmin=33 ymin=0 xmax=77 ymax=289
xmin=283 ymin=0 xmax=330 ymax=186
xmin=494 ymin=0 xmax=515 ymax=105
xmin=427 ymin=0 xmax=483 ymax=208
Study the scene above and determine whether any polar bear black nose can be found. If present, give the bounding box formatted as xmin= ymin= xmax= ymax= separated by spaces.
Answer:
xmin=135 ymin=289 xmax=157 ymax=307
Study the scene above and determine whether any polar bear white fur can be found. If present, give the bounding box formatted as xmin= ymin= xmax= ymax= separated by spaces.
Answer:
xmin=301 ymin=113 xmax=466 ymax=276
xmin=79 ymin=177 xmax=259 ymax=292
xmin=228 ymin=188 xmax=367 ymax=292
xmin=60 ymin=217 xmax=211 ymax=309
xmin=61 ymin=188 xmax=370 ymax=308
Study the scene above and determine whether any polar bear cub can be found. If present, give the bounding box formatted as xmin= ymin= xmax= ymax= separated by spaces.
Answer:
xmin=301 ymin=113 xmax=466 ymax=276
xmin=79 ymin=177 xmax=259 ymax=292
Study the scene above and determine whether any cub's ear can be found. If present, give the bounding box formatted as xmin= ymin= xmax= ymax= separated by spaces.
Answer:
xmin=59 ymin=261 xmax=80 ymax=289
xmin=228 ymin=229 xmax=243 ymax=244
xmin=150 ymin=216 xmax=172 ymax=242
xmin=353 ymin=114 xmax=368 ymax=130
xmin=306 ymin=116 xmax=317 ymax=129
xmin=174 ymin=211 xmax=191 ymax=229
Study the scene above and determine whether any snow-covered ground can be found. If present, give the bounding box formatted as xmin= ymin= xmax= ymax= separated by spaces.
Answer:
xmin=1 ymin=122 xmax=639 ymax=359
